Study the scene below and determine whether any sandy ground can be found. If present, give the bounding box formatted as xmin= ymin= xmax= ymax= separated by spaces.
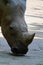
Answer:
xmin=0 ymin=0 xmax=43 ymax=65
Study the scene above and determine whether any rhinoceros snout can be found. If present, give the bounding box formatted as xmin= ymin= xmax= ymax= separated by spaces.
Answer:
xmin=11 ymin=45 xmax=28 ymax=56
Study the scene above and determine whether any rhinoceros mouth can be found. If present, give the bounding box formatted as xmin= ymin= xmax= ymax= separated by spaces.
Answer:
xmin=11 ymin=43 xmax=28 ymax=56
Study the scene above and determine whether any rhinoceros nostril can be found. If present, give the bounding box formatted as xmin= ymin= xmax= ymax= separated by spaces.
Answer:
xmin=11 ymin=46 xmax=19 ymax=53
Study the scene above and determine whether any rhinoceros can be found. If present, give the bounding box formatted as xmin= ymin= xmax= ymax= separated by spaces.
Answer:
xmin=0 ymin=0 xmax=35 ymax=55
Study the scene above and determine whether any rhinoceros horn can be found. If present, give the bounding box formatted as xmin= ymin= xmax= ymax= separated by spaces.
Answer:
xmin=22 ymin=32 xmax=35 ymax=46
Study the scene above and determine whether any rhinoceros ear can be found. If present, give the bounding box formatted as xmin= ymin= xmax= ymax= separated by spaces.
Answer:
xmin=23 ymin=32 xmax=35 ymax=46
xmin=3 ymin=0 xmax=9 ymax=4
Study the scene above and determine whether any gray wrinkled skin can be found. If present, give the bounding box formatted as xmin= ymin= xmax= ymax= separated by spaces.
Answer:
xmin=0 ymin=0 xmax=35 ymax=55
